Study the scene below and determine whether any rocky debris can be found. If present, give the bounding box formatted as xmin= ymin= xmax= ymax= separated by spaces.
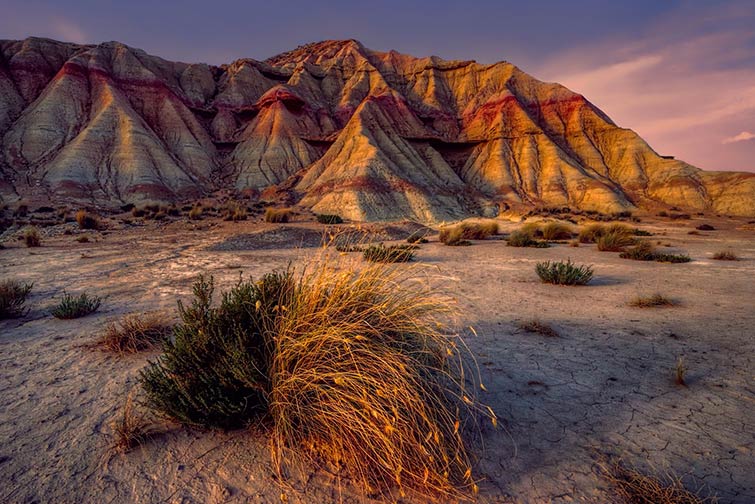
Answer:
xmin=1 ymin=37 xmax=753 ymax=220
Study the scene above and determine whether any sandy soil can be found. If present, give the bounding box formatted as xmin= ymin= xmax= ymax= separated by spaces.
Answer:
xmin=1 ymin=214 xmax=754 ymax=503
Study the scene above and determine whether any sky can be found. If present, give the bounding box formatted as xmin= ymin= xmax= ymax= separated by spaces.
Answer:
xmin=1 ymin=0 xmax=754 ymax=172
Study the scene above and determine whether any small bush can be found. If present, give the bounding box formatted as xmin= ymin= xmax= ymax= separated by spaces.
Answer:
xmin=619 ymin=241 xmax=656 ymax=261
xmin=0 ymin=279 xmax=33 ymax=319
xmin=596 ymin=225 xmax=636 ymax=251
xmin=630 ymin=294 xmax=677 ymax=308
xmin=97 ymin=313 xmax=173 ymax=353
xmin=153 ymin=211 xmax=167 ymax=221
xmin=167 ymin=206 xmax=181 ymax=217
xmin=712 ymin=250 xmax=738 ymax=261
xmin=518 ymin=320 xmax=559 ymax=337
xmin=76 ymin=235 xmax=90 ymax=243
xmin=654 ymin=253 xmax=691 ymax=263
xmin=188 ymin=205 xmax=203 ymax=220
xmin=132 ymin=207 xmax=147 ymax=218
xmin=265 ymin=207 xmax=292 ymax=223
xmin=578 ymin=223 xmax=606 ymax=243
xmin=696 ymin=224 xmax=715 ymax=231
xmin=51 ymin=292 xmax=101 ymax=319
xmin=363 ymin=244 xmax=415 ymax=262
xmin=23 ymin=226 xmax=41 ymax=247
xmin=335 ymin=244 xmax=364 ymax=253
xmin=507 ymin=230 xmax=549 ymax=248
xmin=633 ymin=228 xmax=653 ymax=236
xmin=535 ymin=259 xmax=593 ymax=285
xmin=316 ymin=214 xmax=343 ymax=224
xmin=76 ymin=210 xmax=99 ymax=230
xmin=540 ymin=222 xmax=573 ymax=241
xmin=223 ymin=203 xmax=247 ymax=222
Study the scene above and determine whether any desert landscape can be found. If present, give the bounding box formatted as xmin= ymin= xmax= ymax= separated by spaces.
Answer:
xmin=1 ymin=20 xmax=754 ymax=504
xmin=1 ymin=205 xmax=754 ymax=503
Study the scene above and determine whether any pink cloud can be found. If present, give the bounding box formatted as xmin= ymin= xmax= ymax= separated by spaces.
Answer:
xmin=723 ymin=131 xmax=755 ymax=144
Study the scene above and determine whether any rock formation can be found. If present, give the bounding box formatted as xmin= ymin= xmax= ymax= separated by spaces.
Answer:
xmin=1 ymin=37 xmax=753 ymax=220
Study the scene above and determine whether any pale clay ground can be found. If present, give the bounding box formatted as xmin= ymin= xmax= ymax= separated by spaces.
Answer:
xmin=1 ymin=214 xmax=754 ymax=503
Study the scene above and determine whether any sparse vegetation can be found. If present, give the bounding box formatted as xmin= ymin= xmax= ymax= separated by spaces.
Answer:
xmin=507 ymin=230 xmax=549 ymax=248
xmin=540 ymin=222 xmax=574 ymax=241
xmin=603 ymin=460 xmax=713 ymax=504
xmin=23 ymin=226 xmax=41 ymax=247
xmin=264 ymin=207 xmax=293 ymax=223
xmin=654 ymin=253 xmax=691 ymax=264
xmin=316 ymin=214 xmax=343 ymax=224
xmin=596 ymin=225 xmax=636 ymax=251
xmin=518 ymin=319 xmax=559 ymax=337
xmin=712 ymin=250 xmax=738 ymax=261
xmin=75 ymin=210 xmax=99 ymax=230
xmin=363 ymin=244 xmax=415 ymax=262
xmin=97 ymin=312 xmax=173 ymax=353
xmin=0 ymin=279 xmax=33 ymax=319
xmin=141 ymin=263 xmax=493 ymax=499
xmin=110 ymin=394 xmax=154 ymax=454
xmin=619 ymin=241 xmax=656 ymax=261
xmin=223 ymin=203 xmax=247 ymax=222
xmin=535 ymin=259 xmax=594 ymax=285
xmin=675 ymin=357 xmax=687 ymax=386
xmin=630 ymin=293 xmax=677 ymax=308
xmin=51 ymin=292 xmax=102 ymax=319
xmin=188 ymin=205 xmax=203 ymax=220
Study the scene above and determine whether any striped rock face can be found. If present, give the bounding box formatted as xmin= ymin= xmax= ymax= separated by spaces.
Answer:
xmin=1 ymin=37 xmax=753 ymax=220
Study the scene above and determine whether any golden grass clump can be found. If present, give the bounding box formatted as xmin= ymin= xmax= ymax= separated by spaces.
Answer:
xmin=188 ymin=204 xmax=203 ymax=220
xmin=23 ymin=226 xmax=41 ymax=247
xmin=540 ymin=222 xmax=574 ymax=241
xmin=629 ymin=294 xmax=677 ymax=308
xmin=517 ymin=319 xmax=559 ymax=337
xmin=98 ymin=312 xmax=173 ymax=354
xmin=141 ymin=258 xmax=494 ymax=500
xmin=596 ymin=224 xmax=636 ymax=251
xmin=604 ymin=460 xmax=714 ymax=504
xmin=711 ymin=249 xmax=738 ymax=261
xmin=75 ymin=209 xmax=99 ymax=230
xmin=265 ymin=207 xmax=293 ymax=223
xmin=439 ymin=220 xmax=498 ymax=245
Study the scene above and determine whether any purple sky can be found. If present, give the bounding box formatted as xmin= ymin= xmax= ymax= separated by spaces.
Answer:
xmin=2 ymin=0 xmax=754 ymax=172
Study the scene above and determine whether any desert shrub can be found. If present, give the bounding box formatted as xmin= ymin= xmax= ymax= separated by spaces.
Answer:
xmin=578 ymin=223 xmax=606 ymax=243
xmin=76 ymin=235 xmax=90 ymax=243
xmin=604 ymin=460 xmax=713 ymax=504
xmin=76 ymin=209 xmax=99 ymax=230
xmin=120 ymin=203 xmax=136 ymax=213
xmin=223 ymin=203 xmax=247 ymax=222
xmin=696 ymin=224 xmax=715 ymax=231
xmin=316 ymin=214 xmax=343 ymax=224
xmin=335 ymin=244 xmax=364 ymax=253
xmin=0 ymin=279 xmax=33 ymax=319
xmin=132 ymin=207 xmax=147 ymax=218
xmin=633 ymin=228 xmax=653 ymax=236
xmin=535 ymin=259 xmax=593 ymax=285
xmin=507 ymin=230 xmax=549 ymax=248
xmin=141 ymin=263 xmax=492 ymax=498
xmin=596 ymin=227 xmax=636 ymax=252
xmin=712 ymin=249 xmax=738 ymax=261
xmin=51 ymin=292 xmax=101 ymax=319
xmin=144 ymin=204 xmax=160 ymax=213
xmin=97 ymin=312 xmax=173 ymax=353
xmin=440 ymin=221 xmax=498 ymax=245
xmin=363 ymin=244 xmax=415 ymax=262
xmin=188 ymin=205 xmax=203 ymax=220
xmin=540 ymin=222 xmax=573 ymax=241
xmin=153 ymin=211 xmax=167 ymax=221
xmin=167 ymin=205 xmax=181 ymax=217
xmin=110 ymin=393 xmax=155 ymax=453
xmin=406 ymin=230 xmax=429 ymax=244
xmin=654 ymin=253 xmax=691 ymax=263
xmin=630 ymin=294 xmax=677 ymax=308
xmin=619 ymin=241 xmax=656 ymax=261
xmin=23 ymin=226 xmax=41 ymax=247
xmin=520 ymin=222 xmax=544 ymax=238
xmin=518 ymin=319 xmax=559 ymax=337
xmin=265 ymin=207 xmax=292 ymax=223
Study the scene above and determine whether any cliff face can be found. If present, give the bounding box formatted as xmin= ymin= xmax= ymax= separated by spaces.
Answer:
xmin=1 ymin=37 xmax=753 ymax=220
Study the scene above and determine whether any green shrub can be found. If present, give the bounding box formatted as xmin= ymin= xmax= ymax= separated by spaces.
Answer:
xmin=535 ymin=259 xmax=593 ymax=285
xmin=140 ymin=263 xmax=493 ymax=499
xmin=0 ymin=279 xmax=33 ymax=319
xmin=76 ymin=210 xmax=99 ymax=230
xmin=619 ymin=241 xmax=656 ymax=261
xmin=316 ymin=214 xmax=343 ymax=224
xmin=653 ymin=253 xmax=691 ymax=263
xmin=363 ymin=244 xmax=415 ymax=262
xmin=51 ymin=292 xmax=102 ymax=319
xmin=23 ymin=226 xmax=41 ymax=247
xmin=507 ymin=230 xmax=549 ymax=248
xmin=264 ymin=207 xmax=292 ymax=223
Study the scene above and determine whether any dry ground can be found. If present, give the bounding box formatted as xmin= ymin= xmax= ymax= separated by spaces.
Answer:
xmin=1 ymin=214 xmax=753 ymax=503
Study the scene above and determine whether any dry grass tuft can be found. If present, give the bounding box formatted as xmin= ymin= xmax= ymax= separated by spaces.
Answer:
xmin=507 ymin=230 xmax=549 ymax=248
xmin=675 ymin=357 xmax=687 ymax=386
xmin=518 ymin=319 xmax=559 ymax=337
xmin=603 ymin=460 xmax=715 ymax=504
xmin=629 ymin=294 xmax=677 ymax=308
xmin=23 ymin=226 xmax=41 ymax=247
xmin=141 ymin=259 xmax=495 ymax=500
xmin=540 ymin=222 xmax=574 ymax=241
xmin=75 ymin=209 xmax=100 ymax=230
xmin=97 ymin=312 xmax=173 ymax=354
xmin=110 ymin=393 xmax=155 ymax=454
xmin=265 ymin=207 xmax=293 ymax=223
xmin=711 ymin=250 xmax=738 ymax=261
xmin=596 ymin=225 xmax=636 ymax=252
xmin=439 ymin=221 xmax=498 ymax=245
xmin=188 ymin=205 xmax=203 ymax=220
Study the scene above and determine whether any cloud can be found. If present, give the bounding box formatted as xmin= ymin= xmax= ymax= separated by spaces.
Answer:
xmin=723 ymin=131 xmax=755 ymax=144
xmin=533 ymin=3 xmax=755 ymax=173
xmin=50 ymin=17 xmax=88 ymax=44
